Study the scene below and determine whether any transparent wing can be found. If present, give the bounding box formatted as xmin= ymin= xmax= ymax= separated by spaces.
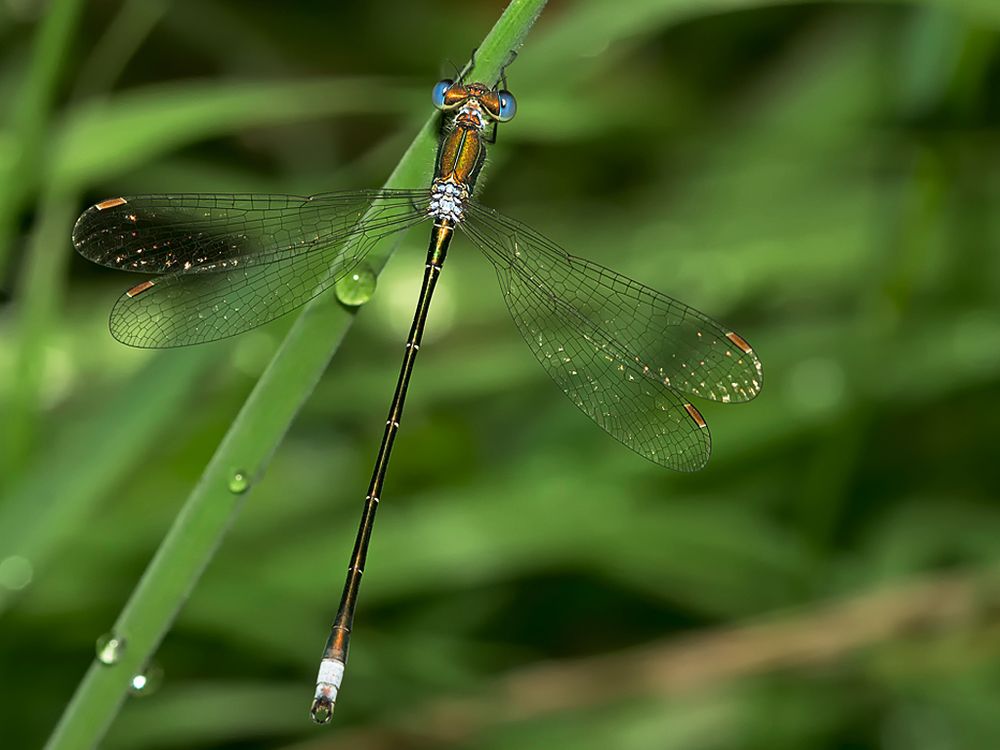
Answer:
xmin=73 ymin=190 xmax=432 ymax=348
xmin=461 ymin=201 xmax=762 ymax=403
xmin=73 ymin=191 xmax=428 ymax=273
xmin=461 ymin=201 xmax=762 ymax=471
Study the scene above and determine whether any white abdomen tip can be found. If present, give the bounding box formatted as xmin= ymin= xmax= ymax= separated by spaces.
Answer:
xmin=315 ymin=659 xmax=346 ymax=702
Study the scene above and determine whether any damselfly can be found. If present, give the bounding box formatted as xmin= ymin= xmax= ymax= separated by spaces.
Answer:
xmin=73 ymin=60 xmax=762 ymax=723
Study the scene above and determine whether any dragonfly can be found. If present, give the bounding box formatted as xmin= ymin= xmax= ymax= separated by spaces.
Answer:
xmin=72 ymin=59 xmax=762 ymax=724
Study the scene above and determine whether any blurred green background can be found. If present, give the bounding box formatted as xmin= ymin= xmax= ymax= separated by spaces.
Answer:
xmin=2 ymin=0 xmax=1000 ymax=748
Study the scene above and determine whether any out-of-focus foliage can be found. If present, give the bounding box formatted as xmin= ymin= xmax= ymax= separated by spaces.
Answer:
xmin=1 ymin=1 xmax=999 ymax=748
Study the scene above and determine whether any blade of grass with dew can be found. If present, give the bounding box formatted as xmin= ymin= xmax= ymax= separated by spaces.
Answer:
xmin=43 ymin=1 xmax=548 ymax=747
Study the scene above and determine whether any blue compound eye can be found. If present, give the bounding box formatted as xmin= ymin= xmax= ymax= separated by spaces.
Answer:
xmin=497 ymin=90 xmax=517 ymax=122
xmin=432 ymin=79 xmax=454 ymax=109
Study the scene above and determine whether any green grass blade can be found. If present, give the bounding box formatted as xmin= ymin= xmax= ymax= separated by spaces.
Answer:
xmin=49 ymin=77 xmax=419 ymax=191
xmin=0 ymin=346 xmax=218 ymax=615
xmin=0 ymin=189 xmax=79 ymax=481
xmin=43 ymin=1 xmax=547 ymax=747
xmin=0 ymin=0 xmax=84 ymax=275
xmin=1 ymin=0 xmax=173 ymax=482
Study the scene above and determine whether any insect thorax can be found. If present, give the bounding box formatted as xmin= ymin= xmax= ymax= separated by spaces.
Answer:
xmin=428 ymin=179 xmax=469 ymax=223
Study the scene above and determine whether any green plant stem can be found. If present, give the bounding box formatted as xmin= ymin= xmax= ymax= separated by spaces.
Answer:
xmin=0 ymin=0 xmax=84 ymax=276
xmin=44 ymin=1 xmax=547 ymax=747
xmin=0 ymin=187 xmax=79 ymax=482
xmin=71 ymin=0 xmax=169 ymax=100
xmin=0 ymin=346 xmax=218 ymax=615
xmin=1 ymin=0 xmax=169 ymax=485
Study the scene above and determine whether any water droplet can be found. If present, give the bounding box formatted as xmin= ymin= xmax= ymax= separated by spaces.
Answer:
xmin=0 ymin=555 xmax=34 ymax=591
xmin=228 ymin=470 xmax=250 ymax=494
xmin=335 ymin=266 xmax=377 ymax=306
xmin=310 ymin=697 xmax=334 ymax=724
xmin=96 ymin=633 xmax=126 ymax=665
xmin=129 ymin=662 xmax=163 ymax=696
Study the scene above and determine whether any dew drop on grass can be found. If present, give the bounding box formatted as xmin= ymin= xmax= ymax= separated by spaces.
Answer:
xmin=335 ymin=265 xmax=377 ymax=306
xmin=129 ymin=662 xmax=163 ymax=696
xmin=96 ymin=633 xmax=126 ymax=665
xmin=229 ymin=470 xmax=250 ymax=494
